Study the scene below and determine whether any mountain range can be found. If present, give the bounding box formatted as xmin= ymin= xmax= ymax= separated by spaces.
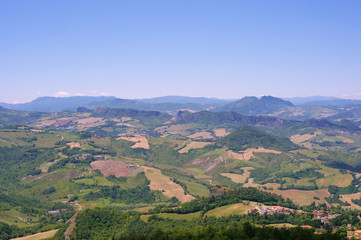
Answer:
xmin=2 ymin=95 xmax=361 ymax=124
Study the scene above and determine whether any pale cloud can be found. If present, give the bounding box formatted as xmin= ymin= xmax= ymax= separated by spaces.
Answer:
xmin=75 ymin=92 xmax=85 ymax=96
xmin=54 ymin=91 xmax=71 ymax=97
xmin=340 ymin=93 xmax=361 ymax=99
xmin=100 ymin=92 xmax=112 ymax=96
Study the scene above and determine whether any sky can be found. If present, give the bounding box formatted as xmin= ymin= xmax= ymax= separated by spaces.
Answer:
xmin=1 ymin=0 xmax=361 ymax=103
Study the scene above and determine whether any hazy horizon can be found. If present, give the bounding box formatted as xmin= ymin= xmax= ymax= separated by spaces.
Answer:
xmin=1 ymin=1 xmax=360 ymax=103
xmin=0 ymin=94 xmax=359 ymax=105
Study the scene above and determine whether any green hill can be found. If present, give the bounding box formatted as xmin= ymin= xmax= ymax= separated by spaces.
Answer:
xmin=218 ymin=126 xmax=299 ymax=151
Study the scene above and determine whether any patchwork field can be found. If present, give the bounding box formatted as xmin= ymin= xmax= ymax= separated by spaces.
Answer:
xmin=142 ymin=166 xmax=195 ymax=203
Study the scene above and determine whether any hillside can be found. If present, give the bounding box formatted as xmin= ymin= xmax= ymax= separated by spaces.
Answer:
xmin=1 ymin=105 xmax=361 ymax=239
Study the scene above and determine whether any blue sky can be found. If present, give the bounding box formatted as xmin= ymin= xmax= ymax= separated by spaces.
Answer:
xmin=1 ymin=0 xmax=360 ymax=103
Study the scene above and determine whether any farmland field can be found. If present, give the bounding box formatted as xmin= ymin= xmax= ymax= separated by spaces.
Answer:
xmin=142 ymin=166 xmax=195 ymax=203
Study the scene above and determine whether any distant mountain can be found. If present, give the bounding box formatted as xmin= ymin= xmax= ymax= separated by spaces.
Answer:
xmin=0 ymin=96 xmax=116 ymax=112
xmin=0 ymin=96 xmax=215 ymax=113
xmin=138 ymin=96 xmax=235 ymax=105
xmin=84 ymin=98 xmax=213 ymax=113
xmin=284 ymin=96 xmax=361 ymax=106
xmin=213 ymin=96 xmax=293 ymax=115
xmin=284 ymin=96 xmax=338 ymax=105
xmin=302 ymin=99 xmax=361 ymax=106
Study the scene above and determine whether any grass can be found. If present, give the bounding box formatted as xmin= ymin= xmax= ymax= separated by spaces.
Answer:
xmin=316 ymin=174 xmax=353 ymax=188
xmin=205 ymin=203 xmax=254 ymax=218
xmin=185 ymin=167 xmax=211 ymax=179
xmin=0 ymin=209 xmax=33 ymax=227
xmin=178 ymin=179 xmax=210 ymax=197
xmin=268 ymin=189 xmax=330 ymax=206
xmin=178 ymin=141 xmax=212 ymax=153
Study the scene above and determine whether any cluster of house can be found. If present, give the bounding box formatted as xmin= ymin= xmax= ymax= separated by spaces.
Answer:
xmin=312 ymin=210 xmax=338 ymax=225
xmin=74 ymin=153 xmax=107 ymax=161
xmin=351 ymin=230 xmax=361 ymax=239
xmin=47 ymin=208 xmax=67 ymax=215
xmin=249 ymin=205 xmax=291 ymax=215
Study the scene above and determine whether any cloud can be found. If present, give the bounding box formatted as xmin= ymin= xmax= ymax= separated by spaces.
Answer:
xmin=54 ymin=91 xmax=71 ymax=97
xmin=75 ymin=92 xmax=85 ymax=96
xmin=100 ymin=92 xmax=112 ymax=96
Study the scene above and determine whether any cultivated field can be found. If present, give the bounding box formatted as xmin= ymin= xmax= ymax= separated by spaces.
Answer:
xmin=142 ymin=166 xmax=195 ymax=203
xmin=66 ymin=142 xmax=80 ymax=149
xmin=336 ymin=136 xmax=355 ymax=143
xmin=77 ymin=117 xmax=103 ymax=124
xmin=187 ymin=131 xmax=214 ymax=140
xmin=213 ymin=128 xmax=229 ymax=137
xmin=117 ymin=135 xmax=149 ymax=149
xmin=221 ymin=167 xmax=254 ymax=184
xmin=268 ymin=189 xmax=330 ymax=206
xmin=178 ymin=141 xmax=212 ymax=153
xmin=91 ymin=160 xmax=141 ymax=177
xmin=116 ymin=122 xmax=135 ymax=128
xmin=205 ymin=202 xmax=256 ymax=217
xmin=227 ymin=147 xmax=281 ymax=161
xmin=340 ymin=192 xmax=361 ymax=210
xmin=316 ymin=174 xmax=353 ymax=188
xmin=227 ymin=150 xmax=245 ymax=160
xmin=290 ymin=131 xmax=322 ymax=144
xmin=155 ymin=124 xmax=193 ymax=135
